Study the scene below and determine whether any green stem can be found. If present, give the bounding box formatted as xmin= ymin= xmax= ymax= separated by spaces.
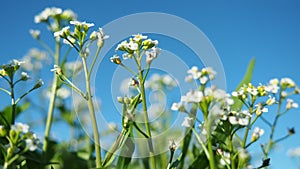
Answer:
xmin=88 ymin=46 xmax=101 ymax=79
xmin=206 ymin=120 xmax=216 ymax=169
xmin=242 ymin=107 xmax=253 ymax=148
xmin=43 ymin=41 xmax=60 ymax=155
xmin=264 ymin=97 xmax=282 ymax=158
xmin=10 ymin=80 xmax=16 ymax=125
xmin=229 ymin=135 xmax=236 ymax=169
xmin=82 ymin=57 xmax=102 ymax=167
xmin=137 ymin=65 xmax=156 ymax=169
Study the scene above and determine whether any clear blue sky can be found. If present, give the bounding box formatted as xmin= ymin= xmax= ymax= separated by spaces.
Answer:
xmin=0 ymin=1 xmax=300 ymax=168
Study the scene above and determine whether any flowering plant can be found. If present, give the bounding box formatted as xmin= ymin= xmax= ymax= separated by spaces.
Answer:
xmin=0 ymin=7 xmax=299 ymax=169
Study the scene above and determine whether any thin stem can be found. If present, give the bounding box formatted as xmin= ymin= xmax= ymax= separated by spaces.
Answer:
xmin=192 ymin=128 xmax=210 ymax=158
xmin=264 ymin=96 xmax=283 ymax=158
xmin=88 ymin=45 xmax=101 ymax=79
xmin=15 ymin=87 xmax=36 ymax=105
xmin=82 ymin=57 xmax=102 ymax=167
xmin=43 ymin=41 xmax=60 ymax=155
xmin=10 ymin=79 xmax=16 ymax=125
xmin=206 ymin=120 xmax=216 ymax=169
xmin=242 ymin=107 xmax=253 ymax=148
xmin=137 ymin=56 xmax=156 ymax=169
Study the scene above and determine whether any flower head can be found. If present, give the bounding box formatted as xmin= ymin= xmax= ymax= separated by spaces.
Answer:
xmin=110 ymin=55 xmax=122 ymax=65
xmin=133 ymin=34 xmax=147 ymax=42
xmin=146 ymin=47 xmax=160 ymax=64
xmin=286 ymin=99 xmax=298 ymax=110
xmin=251 ymin=127 xmax=264 ymax=142
xmin=181 ymin=117 xmax=193 ymax=127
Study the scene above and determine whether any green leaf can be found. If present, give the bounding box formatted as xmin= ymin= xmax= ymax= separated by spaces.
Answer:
xmin=231 ymin=58 xmax=256 ymax=111
xmin=116 ymin=127 xmax=135 ymax=169
xmin=0 ymin=101 xmax=30 ymax=125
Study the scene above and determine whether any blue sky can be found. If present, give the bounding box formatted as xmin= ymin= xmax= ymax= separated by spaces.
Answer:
xmin=0 ymin=1 xmax=300 ymax=168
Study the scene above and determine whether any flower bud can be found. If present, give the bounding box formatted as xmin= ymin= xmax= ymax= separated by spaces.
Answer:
xmin=33 ymin=79 xmax=44 ymax=89
xmin=117 ymin=96 xmax=123 ymax=103
xmin=0 ymin=125 xmax=7 ymax=137
xmin=110 ymin=55 xmax=122 ymax=65
xmin=21 ymin=72 xmax=30 ymax=81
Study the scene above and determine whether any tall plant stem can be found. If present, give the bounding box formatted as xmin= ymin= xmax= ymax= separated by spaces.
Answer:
xmin=43 ymin=41 xmax=60 ymax=154
xmin=137 ymin=66 xmax=157 ymax=169
xmin=206 ymin=119 xmax=216 ymax=169
xmin=82 ymin=57 xmax=102 ymax=167
xmin=264 ymin=98 xmax=282 ymax=159
xmin=10 ymin=79 xmax=16 ymax=125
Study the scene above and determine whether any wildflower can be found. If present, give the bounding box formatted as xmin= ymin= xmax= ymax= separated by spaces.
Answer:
xmin=187 ymin=66 xmax=201 ymax=79
xmin=266 ymin=96 xmax=276 ymax=105
xmin=50 ymin=65 xmax=63 ymax=75
xmin=280 ymin=78 xmax=295 ymax=88
xmin=128 ymin=78 xmax=139 ymax=87
xmin=171 ymin=102 xmax=186 ymax=112
xmin=247 ymin=84 xmax=258 ymax=96
xmin=96 ymin=28 xmax=109 ymax=47
xmin=21 ymin=72 xmax=30 ymax=81
xmin=110 ymin=55 xmax=122 ymax=65
xmin=142 ymin=39 xmax=158 ymax=50
xmin=181 ymin=90 xmax=203 ymax=103
xmin=219 ymin=150 xmax=231 ymax=166
xmin=286 ymin=99 xmax=298 ymax=110
xmin=126 ymin=41 xmax=138 ymax=51
xmin=251 ymin=127 xmax=264 ymax=142
xmin=181 ymin=117 xmax=193 ymax=127
xmin=34 ymin=7 xmax=63 ymax=23
xmin=53 ymin=26 xmax=70 ymax=38
xmin=133 ymin=34 xmax=147 ymax=42
xmin=146 ymin=47 xmax=160 ymax=64
xmin=199 ymin=76 xmax=208 ymax=84
xmin=11 ymin=122 xmax=29 ymax=133
xmin=29 ymin=29 xmax=40 ymax=39
xmin=25 ymin=133 xmax=39 ymax=151
xmin=61 ymin=9 xmax=77 ymax=20
xmin=168 ymin=139 xmax=177 ymax=152
xmin=70 ymin=20 xmax=94 ymax=28
xmin=255 ymin=103 xmax=268 ymax=115
xmin=257 ymin=84 xmax=268 ymax=96
xmin=266 ymin=78 xmax=279 ymax=94
xmin=228 ymin=110 xmax=251 ymax=126
xmin=201 ymin=67 xmax=216 ymax=80
xmin=116 ymin=40 xmax=128 ymax=51
xmin=33 ymin=79 xmax=44 ymax=89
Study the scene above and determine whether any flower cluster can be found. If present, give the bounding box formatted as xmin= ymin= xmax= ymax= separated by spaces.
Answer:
xmin=0 ymin=123 xmax=40 ymax=152
xmin=185 ymin=66 xmax=216 ymax=84
xmin=145 ymin=74 xmax=177 ymax=90
xmin=34 ymin=7 xmax=77 ymax=32
xmin=111 ymin=34 xmax=160 ymax=65
xmin=53 ymin=20 xmax=109 ymax=55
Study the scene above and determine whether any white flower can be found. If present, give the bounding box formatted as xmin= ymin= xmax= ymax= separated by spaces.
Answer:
xmin=255 ymin=103 xmax=268 ymax=115
xmin=133 ymin=34 xmax=147 ymax=41
xmin=228 ymin=110 xmax=251 ymax=126
xmin=11 ymin=122 xmax=29 ymax=133
xmin=146 ymin=47 xmax=160 ymax=64
xmin=21 ymin=72 xmax=30 ymax=81
xmin=181 ymin=117 xmax=193 ymax=127
xmin=219 ymin=151 xmax=231 ymax=166
xmin=280 ymin=78 xmax=295 ymax=88
xmin=116 ymin=40 xmax=128 ymax=50
xmin=29 ymin=29 xmax=40 ymax=39
xmin=61 ymin=9 xmax=77 ymax=20
xmin=266 ymin=96 xmax=276 ymax=105
xmin=201 ymin=67 xmax=216 ymax=80
xmin=162 ymin=75 xmax=176 ymax=87
xmin=199 ymin=76 xmax=208 ymax=84
xmin=70 ymin=20 xmax=94 ymax=28
xmin=54 ymin=26 xmax=70 ymax=37
xmin=171 ymin=102 xmax=186 ymax=112
xmin=286 ymin=99 xmax=298 ymax=110
xmin=181 ymin=90 xmax=203 ymax=103
xmin=247 ymin=86 xmax=258 ymax=96
xmin=34 ymin=7 xmax=62 ymax=23
xmin=126 ymin=41 xmax=138 ymax=51
xmin=25 ymin=134 xmax=39 ymax=151
xmin=168 ymin=139 xmax=177 ymax=151
xmin=251 ymin=127 xmax=264 ymax=141
xmin=110 ymin=54 xmax=121 ymax=65
xmin=187 ymin=66 xmax=201 ymax=79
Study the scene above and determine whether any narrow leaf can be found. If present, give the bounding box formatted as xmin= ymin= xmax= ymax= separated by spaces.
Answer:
xmin=231 ymin=58 xmax=256 ymax=111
